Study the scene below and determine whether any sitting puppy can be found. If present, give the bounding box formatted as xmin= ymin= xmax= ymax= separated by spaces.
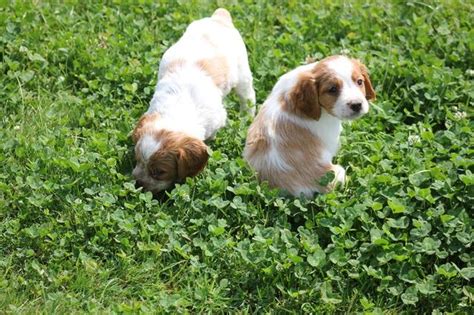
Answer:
xmin=133 ymin=8 xmax=255 ymax=193
xmin=244 ymin=55 xmax=375 ymax=197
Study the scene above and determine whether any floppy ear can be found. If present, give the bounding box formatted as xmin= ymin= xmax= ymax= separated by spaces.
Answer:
xmin=358 ymin=62 xmax=376 ymax=101
xmin=288 ymin=73 xmax=321 ymax=120
xmin=176 ymin=138 xmax=209 ymax=180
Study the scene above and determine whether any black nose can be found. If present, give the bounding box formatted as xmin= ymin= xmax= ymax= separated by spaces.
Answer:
xmin=135 ymin=179 xmax=145 ymax=188
xmin=349 ymin=102 xmax=362 ymax=112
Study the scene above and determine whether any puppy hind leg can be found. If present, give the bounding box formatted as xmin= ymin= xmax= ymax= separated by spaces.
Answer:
xmin=235 ymin=60 xmax=256 ymax=116
xmin=236 ymin=78 xmax=256 ymax=116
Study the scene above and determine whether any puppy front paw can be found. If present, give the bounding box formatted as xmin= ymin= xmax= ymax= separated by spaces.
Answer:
xmin=332 ymin=165 xmax=346 ymax=184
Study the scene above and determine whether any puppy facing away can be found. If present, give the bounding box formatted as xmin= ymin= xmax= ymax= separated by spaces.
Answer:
xmin=133 ymin=8 xmax=255 ymax=193
xmin=244 ymin=55 xmax=375 ymax=197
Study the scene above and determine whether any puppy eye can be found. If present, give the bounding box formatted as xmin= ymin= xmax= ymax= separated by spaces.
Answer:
xmin=328 ymin=86 xmax=338 ymax=94
xmin=357 ymin=79 xmax=363 ymax=86
xmin=150 ymin=169 xmax=164 ymax=179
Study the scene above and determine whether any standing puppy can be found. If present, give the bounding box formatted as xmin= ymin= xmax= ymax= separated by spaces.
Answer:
xmin=244 ymin=55 xmax=375 ymax=197
xmin=133 ymin=8 xmax=255 ymax=193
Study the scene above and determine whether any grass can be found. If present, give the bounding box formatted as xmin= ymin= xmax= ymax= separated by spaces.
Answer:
xmin=1 ymin=0 xmax=473 ymax=313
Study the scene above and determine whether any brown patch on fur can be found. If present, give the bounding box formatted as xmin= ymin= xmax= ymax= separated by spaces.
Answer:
xmin=284 ymin=72 xmax=321 ymax=120
xmin=283 ymin=59 xmax=341 ymax=120
xmin=132 ymin=112 xmax=161 ymax=143
xmin=245 ymin=105 xmax=339 ymax=196
xmin=244 ymin=105 xmax=270 ymax=161
xmin=274 ymin=116 xmax=333 ymax=194
xmin=351 ymin=59 xmax=376 ymax=100
xmin=196 ymin=57 xmax=229 ymax=89
xmin=147 ymin=130 xmax=208 ymax=182
xmin=211 ymin=8 xmax=233 ymax=27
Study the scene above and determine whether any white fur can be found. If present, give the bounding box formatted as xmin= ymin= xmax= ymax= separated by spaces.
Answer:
xmin=333 ymin=164 xmax=346 ymax=184
xmin=140 ymin=135 xmax=161 ymax=161
xmin=149 ymin=16 xmax=256 ymax=140
xmin=133 ymin=9 xmax=255 ymax=192
xmin=267 ymin=146 xmax=291 ymax=171
xmin=139 ymin=8 xmax=255 ymax=144
xmin=326 ymin=56 xmax=369 ymax=119
xmin=147 ymin=66 xmax=225 ymax=140
xmin=144 ymin=13 xmax=255 ymax=139
xmin=245 ymin=56 xmax=371 ymax=196
xmin=264 ymin=62 xmax=343 ymax=166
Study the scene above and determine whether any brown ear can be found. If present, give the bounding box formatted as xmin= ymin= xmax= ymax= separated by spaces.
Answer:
xmin=288 ymin=73 xmax=321 ymax=120
xmin=358 ymin=62 xmax=376 ymax=101
xmin=176 ymin=138 xmax=209 ymax=180
xmin=132 ymin=113 xmax=160 ymax=143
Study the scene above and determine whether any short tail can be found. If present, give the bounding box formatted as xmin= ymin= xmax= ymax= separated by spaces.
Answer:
xmin=212 ymin=8 xmax=233 ymax=25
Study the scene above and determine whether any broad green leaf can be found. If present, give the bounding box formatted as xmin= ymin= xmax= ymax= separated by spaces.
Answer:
xmin=307 ymin=247 xmax=326 ymax=268
xmin=401 ymin=286 xmax=419 ymax=305
xmin=388 ymin=198 xmax=406 ymax=213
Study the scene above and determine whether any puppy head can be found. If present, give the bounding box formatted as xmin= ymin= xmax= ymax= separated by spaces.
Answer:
xmin=287 ymin=55 xmax=375 ymax=120
xmin=132 ymin=116 xmax=208 ymax=193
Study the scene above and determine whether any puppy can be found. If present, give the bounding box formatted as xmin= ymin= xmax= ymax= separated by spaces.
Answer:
xmin=133 ymin=8 xmax=255 ymax=193
xmin=244 ymin=55 xmax=375 ymax=197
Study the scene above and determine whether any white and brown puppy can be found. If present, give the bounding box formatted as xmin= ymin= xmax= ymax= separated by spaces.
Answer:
xmin=133 ymin=8 xmax=255 ymax=193
xmin=244 ymin=55 xmax=375 ymax=197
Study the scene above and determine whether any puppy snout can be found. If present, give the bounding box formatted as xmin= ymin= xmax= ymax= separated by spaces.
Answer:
xmin=349 ymin=102 xmax=362 ymax=113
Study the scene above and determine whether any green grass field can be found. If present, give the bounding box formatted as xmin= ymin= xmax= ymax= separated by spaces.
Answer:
xmin=1 ymin=1 xmax=473 ymax=313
